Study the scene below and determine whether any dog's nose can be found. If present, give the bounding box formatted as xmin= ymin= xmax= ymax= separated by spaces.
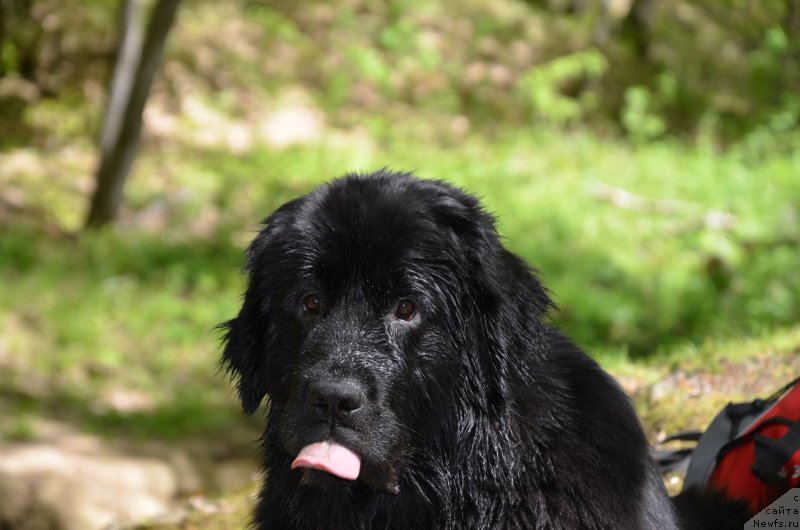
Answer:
xmin=307 ymin=379 xmax=365 ymax=419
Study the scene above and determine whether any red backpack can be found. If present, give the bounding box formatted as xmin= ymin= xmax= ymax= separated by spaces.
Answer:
xmin=655 ymin=377 xmax=800 ymax=514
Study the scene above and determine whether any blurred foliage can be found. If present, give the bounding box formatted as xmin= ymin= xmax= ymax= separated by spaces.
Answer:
xmin=519 ymin=48 xmax=607 ymax=126
xmin=1 ymin=0 xmax=799 ymax=146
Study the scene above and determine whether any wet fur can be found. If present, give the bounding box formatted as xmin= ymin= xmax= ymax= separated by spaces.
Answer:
xmin=221 ymin=171 xmax=728 ymax=529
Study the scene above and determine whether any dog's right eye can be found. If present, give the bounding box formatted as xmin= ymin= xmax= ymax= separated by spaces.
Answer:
xmin=394 ymin=300 xmax=417 ymax=321
xmin=302 ymin=294 xmax=321 ymax=314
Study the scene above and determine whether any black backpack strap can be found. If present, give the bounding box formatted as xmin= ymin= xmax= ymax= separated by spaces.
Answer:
xmin=683 ymin=400 xmax=770 ymax=489
xmin=765 ymin=376 xmax=800 ymax=402
xmin=651 ymin=432 xmax=703 ymax=475
xmin=651 ymin=447 xmax=695 ymax=474
xmin=752 ymin=420 xmax=800 ymax=487
xmin=726 ymin=400 xmax=767 ymax=439
xmin=661 ymin=431 xmax=703 ymax=444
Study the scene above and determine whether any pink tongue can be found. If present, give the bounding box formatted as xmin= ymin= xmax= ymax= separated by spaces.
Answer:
xmin=291 ymin=441 xmax=361 ymax=480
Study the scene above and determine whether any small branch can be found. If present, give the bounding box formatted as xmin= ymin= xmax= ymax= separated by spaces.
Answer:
xmin=593 ymin=182 xmax=687 ymax=215
xmin=592 ymin=182 xmax=738 ymax=232
xmin=741 ymin=235 xmax=800 ymax=251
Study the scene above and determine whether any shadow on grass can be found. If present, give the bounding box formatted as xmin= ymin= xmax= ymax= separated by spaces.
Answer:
xmin=0 ymin=224 xmax=268 ymax=445
xmin=3 ymin=385 xmax=255 ymax=441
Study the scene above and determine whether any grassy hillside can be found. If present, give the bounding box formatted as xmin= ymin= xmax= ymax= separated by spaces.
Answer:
xmin=3 ymin=130 xmax=799 ymax=442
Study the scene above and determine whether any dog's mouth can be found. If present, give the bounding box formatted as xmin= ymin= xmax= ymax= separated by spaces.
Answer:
xmin=291 ymin=440 xmax=401 ymax=494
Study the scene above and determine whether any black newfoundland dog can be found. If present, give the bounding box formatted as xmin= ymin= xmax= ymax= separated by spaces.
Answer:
xmin=221 ymin=171 xmax=747 ymax=529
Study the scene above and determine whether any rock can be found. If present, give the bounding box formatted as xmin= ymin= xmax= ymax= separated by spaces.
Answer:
xmin=0 ymin=442 xmax=177 ymax=530
xmin=0 ymin=475 xmax=64 ymax=530
xmin=160 ymin=449 xmax=203 ymax=498
xmin=0 ymin=419 xmax=261 ymax=529
xmin=212 ymin=459 xmax=260 ymax=495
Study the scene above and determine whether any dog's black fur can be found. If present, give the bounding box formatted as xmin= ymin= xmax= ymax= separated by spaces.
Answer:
xmin=221 ymin=171 xmax=747 ymax=529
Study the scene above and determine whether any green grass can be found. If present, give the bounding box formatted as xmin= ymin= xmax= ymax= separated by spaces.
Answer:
xmin=1 ymin=127 xmax=799 ymax=443
xmin=161 ymin=129 xmax=800 ymax=356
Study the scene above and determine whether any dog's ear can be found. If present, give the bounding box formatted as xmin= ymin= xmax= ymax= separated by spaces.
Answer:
xmin=426 ymin=181 xmax=554 ymax=407
xmin=472 ymin=246 xmax=555 ymax=411
xmin=220 ymin=199 xmax=303 ymax=414
xmin=426 ymin=181 xmax=491 ymax=240
xmin=427 ymin=180 xmax=553 ymax=318
xmin=219 ymin=308 xmax=269 ymax=415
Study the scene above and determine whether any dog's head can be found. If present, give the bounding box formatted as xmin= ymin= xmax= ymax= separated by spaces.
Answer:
xmin=221 ymin=171 xmax=552 ymax=493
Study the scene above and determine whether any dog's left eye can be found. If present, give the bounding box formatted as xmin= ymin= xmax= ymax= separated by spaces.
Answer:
xmin=302 ymin=294 xmax=321 ymax=314
xmin=394 ymin=300 xmax=417 ymax=321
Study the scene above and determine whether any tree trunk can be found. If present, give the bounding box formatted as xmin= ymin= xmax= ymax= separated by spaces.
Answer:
xmin=620 ymin=0 xmax=656 ymax=59
xmin=85 ymin=0 xmax=181 ymax=229
xmin=786 ymin=0 xmax=800 ymax=39
xmin=99 ymin=0 xmax=145 ymax=164
xmin=0 ymin=0 xmax=11 ymax=77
